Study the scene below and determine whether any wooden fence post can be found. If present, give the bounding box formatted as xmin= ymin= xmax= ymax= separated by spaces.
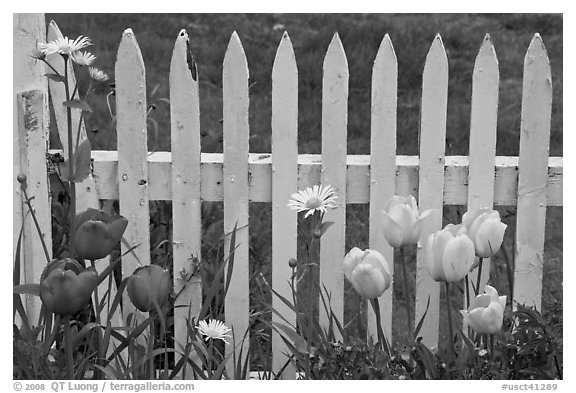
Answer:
xmin=271 ymin=31 xmax=298 ymax=379
xmin=514 ymin=34 xmax=552 ymax=311
xmin=13 ymin=13 xmax=49 ymax=324
xmin=115 ymin=28 xmax=151 ymax=326
xmin=465 ymin=34 xmax=499 ymax=324
xmin=368 ymin=34 xmax=397 ymax=341
xmin=17 ymin=90 xmax=52 ymax=323
xmin=415 ymin=34 xmax=448 ymax=349
xmin=319 ymin=33 xmax=348 ymax=336
xmin=223 ymin=31 xmax=250 ymax=376
xmin=170 ymin=29 xmax=203 ymax=378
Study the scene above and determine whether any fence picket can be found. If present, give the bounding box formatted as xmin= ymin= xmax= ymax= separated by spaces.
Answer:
xmin=415 ymin=34 xmax=448 ymax=349
xmin=465 ymin=35 xmax=499 ymax=320
xmin=514 ymin=34 xmax=552 ymax=311
xmin=17 ymin=91 xmax=51 ymax=323
xmin=115 ymin=29 xmax=151 ymax=324
xmin=271 ymin=32 xmax=298 ymax=379
xmin=368 ymin=34 xmax=397 ymax=341
xmin=223 ymin=31 xmax=250 ymax=375
xmin=169 ymin=29 xmax=202 ymax=378
xmin=13 ymin=14 xmax=49 ymax=324
xmin=320 ymin=33 xmax=348 ymax=335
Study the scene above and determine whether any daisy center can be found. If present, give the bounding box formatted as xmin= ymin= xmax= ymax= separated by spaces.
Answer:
xmin=305 ymin=197 xmax=322 ymax=209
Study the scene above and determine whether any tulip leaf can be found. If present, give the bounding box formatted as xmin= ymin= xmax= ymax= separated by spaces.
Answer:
xmin=63 ymin=99 xmax=93 ymax=113
xmin=13 ymin=283 xmax=41 ymax=296
xmin=272 ymin=322 xmax=308 ymax=353
xmin=414 ymin=295 xmax=431 ymax=340
xmin=72 ymin=138 xmax=92 ymax=182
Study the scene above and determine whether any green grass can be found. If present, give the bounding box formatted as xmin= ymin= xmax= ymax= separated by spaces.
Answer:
xmin=46 ymin=13 xmax=563 ymax=371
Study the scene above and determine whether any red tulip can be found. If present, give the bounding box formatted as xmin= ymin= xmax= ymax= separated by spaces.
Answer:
xmin=127 ymin=265 xmax=171 ymax=313
xmin=39 ymin=259 xmax=97 ymax=316
xmin=75 ymin=209 xmax=128 ymax=261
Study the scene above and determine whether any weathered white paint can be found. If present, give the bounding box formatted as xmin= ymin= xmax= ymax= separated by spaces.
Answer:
xmin=319 ymin=33 xmax=348 ymax=336
xmin=223 ymin=31 xmax=250 ymax=375
xmin=17 ymin=91 xmax=51 ymax=323
xmin=13 ymin=13 xmax=49 ymax=324
xmin=84 ymin=150 xmax=563 ymax=207
xmin=169 ymin=29 xmax=202 ymax=378
xmin=465 ymin=35 xmax=499 ymax=324
xmin=271 ymin=32 xmax=298 ymax=379
xmin=514 ymin=34 xmax=552 ymax=311
xmin=115 ymin=29 xmax=151 ymax=324
xmin=415 ymin=35 xmax=448 ymax=349
xmin=368 ymin=34 xmax=397 ymax=341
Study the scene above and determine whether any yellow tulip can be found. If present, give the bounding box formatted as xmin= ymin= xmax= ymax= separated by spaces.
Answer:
xmin=460 ymin=285 xmax=507 ymax=334
xmin=426 ymin=224 xmax=475 ymax=282
xmin=462 ymin=208 xmax=507 ymax=258
xmin=342 ymin=247 xmax=392 ymax=299
xmin=380 ymin=195 xmax=434 ymax=248
xmin=127 ymin=265 xmax=172 ymax=313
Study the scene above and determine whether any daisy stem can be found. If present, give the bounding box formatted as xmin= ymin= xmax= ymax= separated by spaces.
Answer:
xmin=475 ymin=257 xmax=484 ymax=296
xmin=445 ymin=282 xmax=455 ymax=378
xmin=43 ymin=59 xmax=63 ymax=78
xmin=63 ymin=57 xmax=76 ymax=258
xmin=399 ymin=246 xmax=413 ymax=336
xmin=305 ymin=236 xmax=315 ymax=380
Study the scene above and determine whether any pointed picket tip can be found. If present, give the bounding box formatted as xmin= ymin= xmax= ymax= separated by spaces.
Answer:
xmin=224 ymin=30 xmax=248 ymax=69
xmin=273 ymin=31 xmax=296 ymax=72
xmin=178 ymin=29 xmax=187 ymax=39
xmin=424 ymin=33 xmax=448 ymax=72
xmin=170 ymin=28 xmax=191 ymax=76
xmin=323 ymin=32 xmax=348 ymax=70
xmin=117 ymin=28 xmax=144 ymax=62
xmin=475 ymin=33 xmax=498 ymax=69
xmin=374 ymin=33 xmax=397 ymax=67
xmin=525 ymin=33 xmax=550 ymax=68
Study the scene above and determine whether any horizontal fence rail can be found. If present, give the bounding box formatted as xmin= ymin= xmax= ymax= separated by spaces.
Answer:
xmin=14 ymin=17 xmax=562 ymax=379
xmin=69 ymin=150 xmax=563 ymax=206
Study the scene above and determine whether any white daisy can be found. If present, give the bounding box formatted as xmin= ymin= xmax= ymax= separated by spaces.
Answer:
xmin=39 ymin=35 xmax=92 ymax=56
xmin=288 ymin=184 xmax=338 ymax=218
xmin=197 ymin=319 xmax=232 ymax=343
xmin=89 ymin=67 xmax=109 ymax=83
xmin=71 ymin=51 xmax=96 ymax=66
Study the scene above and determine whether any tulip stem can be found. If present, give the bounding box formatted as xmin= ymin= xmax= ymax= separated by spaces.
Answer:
xmin=90 ymin=260 xmax=103 ymax=379
xmin=475 ymin=258 xmax=484 ymax=296
xmin=465 ymin=275 xmax=470 ymax=309
xmin=370 ymin=298 xmax=391 ymax=358
xmin=399 ymin=246 xmax=413 ymax=336
xmin=63 ymin=315 xmax=75 ymax=379
xmin=445 ymin=282 xmax=455 ymax=378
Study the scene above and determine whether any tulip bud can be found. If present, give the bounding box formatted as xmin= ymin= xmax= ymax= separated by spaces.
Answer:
xmin=288 ymin=258 xmax=298 ymax=268
xmin=460 ymin=285 xmax=506 ymax=334
xmin=75 ymin=209 xmax=128 ymax=261
xmin=426 ymin=224 xmax=475 ymax=283
xmin=380 ymin=195 xmax=434 ymax=248
xmin=127 ymin=265 xmax=172 ymax=313
xmin=39 ymin=260 xmax=97 ymax=315
xmin=462 ymin=208 xmax=507 ymax=258
xmin=342 ymin=247 xmax=392 ymax=299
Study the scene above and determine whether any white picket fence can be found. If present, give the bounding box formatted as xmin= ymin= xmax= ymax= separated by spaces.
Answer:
xmin=14 ymin=15 xmax=562 ymax=379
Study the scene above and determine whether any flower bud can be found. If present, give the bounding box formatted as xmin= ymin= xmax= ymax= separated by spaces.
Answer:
xmin=426 ymin=224 xmax=475 ymax=283
xmin=462 ymin=208 xmax=507 ymax=258
xmin=75 ymin=209 xmax=128 ymax=261
xmin=17 ymin=173 xmax=27 ymax=184
xmin=288 ymin=258 xmax=298 ymax=268
xmin=39 ymin=259 xmax=97 ymax=315
xmin=460 ymin=285 xmax=506 ymax=334
xmin=127 ymin=265 xmax=171 ymax=313
xmin=342 ymin=247 xmax=392 ymax=299
xmin=380 ymin=195 xmax=434 ymax=248
xmin=313 ymin=228 xmax=322 ymax=238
